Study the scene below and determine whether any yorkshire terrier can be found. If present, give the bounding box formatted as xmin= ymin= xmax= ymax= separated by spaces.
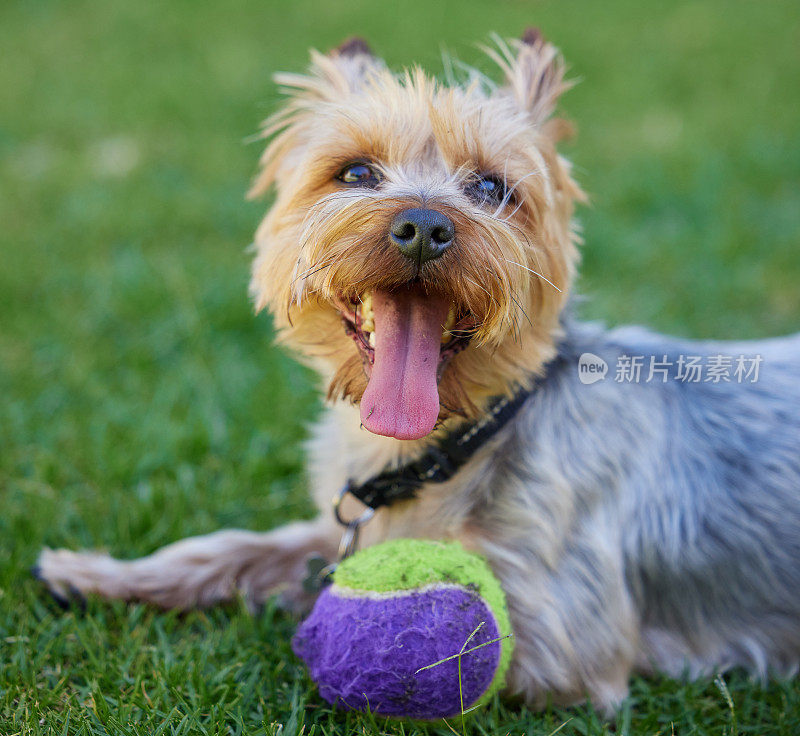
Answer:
xmin=37 ymin=30 xmax=800 ymax=711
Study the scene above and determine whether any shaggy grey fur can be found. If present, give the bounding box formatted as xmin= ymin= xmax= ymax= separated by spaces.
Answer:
xmin=504 ymin=317 xmax=800 ymax=680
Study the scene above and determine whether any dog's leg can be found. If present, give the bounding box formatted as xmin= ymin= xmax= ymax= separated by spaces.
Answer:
xmin=475 ymin=530 xmax=637 ymax=714
xmin=35 ymin=519 xmax=339 ymax=611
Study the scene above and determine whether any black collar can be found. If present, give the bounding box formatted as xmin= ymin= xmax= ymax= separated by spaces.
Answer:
xmin=347 ymin=384 xmax=533 ymax=510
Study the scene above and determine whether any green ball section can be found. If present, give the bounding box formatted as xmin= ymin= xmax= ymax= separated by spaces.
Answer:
xmin=333 ymin=538 xmax=514 ymax=707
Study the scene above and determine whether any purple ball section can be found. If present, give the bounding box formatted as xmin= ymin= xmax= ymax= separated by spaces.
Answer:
xmin=292 ymin=585 xmax=501 ymax=719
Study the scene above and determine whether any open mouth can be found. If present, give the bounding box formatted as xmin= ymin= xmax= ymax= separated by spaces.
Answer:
xmin=334 ymin=286 xmax=475 ymax=440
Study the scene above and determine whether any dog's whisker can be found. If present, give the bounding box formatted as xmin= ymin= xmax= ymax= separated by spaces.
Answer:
xmin=302 ymin=255 xmax=382 ymax=298
xmin=462 ymin=275 xmax=498 ymax=305
xmin=498 ymin=196 xmax=527 ymax=223
xmin=501 ymin=224 xmax=553 ymax=293
xmin=290 ymin=259 xmax=337 ymax=287
xmin=291 ymin=257 xmax=337 ymax=283
xmin=493 ymin=169 xmax=542 ymax=220
xmin=503 ymin=259 xmax=561 ymax=293
xmin=509 ymin=289 xmax=534 ymax=329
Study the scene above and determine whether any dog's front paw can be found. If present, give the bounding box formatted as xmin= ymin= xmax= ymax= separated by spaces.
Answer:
xmin=34 ymin=548 xmax=126 ymax=606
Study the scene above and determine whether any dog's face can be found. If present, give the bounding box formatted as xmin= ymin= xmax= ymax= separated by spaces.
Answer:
xmin=250 ymin=30 xmax=583 ymax=440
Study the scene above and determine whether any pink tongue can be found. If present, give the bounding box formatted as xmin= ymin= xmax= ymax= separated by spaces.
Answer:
xmin=360 ymin=288 xmax=449 ymax=440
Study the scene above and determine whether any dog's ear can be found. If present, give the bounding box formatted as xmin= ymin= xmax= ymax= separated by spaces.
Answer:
xmin=334 ymin=36 xmax=373 ymax=58
xmin=269 ymin=35 xmax=383 ymax=105
xmin=323 ymin=36 xmax=383 ymax=93
xmin=487 ymin=28 xmax=572 ymax=126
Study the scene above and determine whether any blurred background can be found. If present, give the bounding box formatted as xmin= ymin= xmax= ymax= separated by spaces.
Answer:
xmin=0 ymin=0 xmax=798 ymax=732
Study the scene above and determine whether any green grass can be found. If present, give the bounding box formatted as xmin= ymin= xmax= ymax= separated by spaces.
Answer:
xmin=1 ymin=0 xmax=799 ymax=732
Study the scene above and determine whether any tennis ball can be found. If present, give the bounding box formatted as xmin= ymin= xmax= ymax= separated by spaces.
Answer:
xmin=292 ymin=538 xmax=513 ymax=720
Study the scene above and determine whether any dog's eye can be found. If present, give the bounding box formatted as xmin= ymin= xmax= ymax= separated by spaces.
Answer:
xmin=337 ymin=162 xmax=382 ymax=187
xmin=467 ymin=175 xmax=510 ymax=206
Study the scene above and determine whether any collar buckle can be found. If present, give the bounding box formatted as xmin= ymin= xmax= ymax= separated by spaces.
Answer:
xmin=332 ymin=483 xmax=375 ymax=560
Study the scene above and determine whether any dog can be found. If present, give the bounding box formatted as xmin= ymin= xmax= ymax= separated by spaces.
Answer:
xmin=36 ymin=30 xmax=800 ymax=711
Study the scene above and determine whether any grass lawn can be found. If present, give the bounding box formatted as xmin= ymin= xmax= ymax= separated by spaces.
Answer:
xmin=1 ymin=0 xmax=798 ymax=733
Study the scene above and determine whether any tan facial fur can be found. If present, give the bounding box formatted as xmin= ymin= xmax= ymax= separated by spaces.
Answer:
xmin=249 ymin=33 xmax=584 ymax=427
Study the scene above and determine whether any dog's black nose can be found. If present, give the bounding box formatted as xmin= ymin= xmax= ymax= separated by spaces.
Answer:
xmin=390 ymin=208 xmax=454 ymax=265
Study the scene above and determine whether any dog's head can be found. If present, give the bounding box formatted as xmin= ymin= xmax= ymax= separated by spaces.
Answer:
xmin=250 ymin=30 xmax=583 ymax=440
